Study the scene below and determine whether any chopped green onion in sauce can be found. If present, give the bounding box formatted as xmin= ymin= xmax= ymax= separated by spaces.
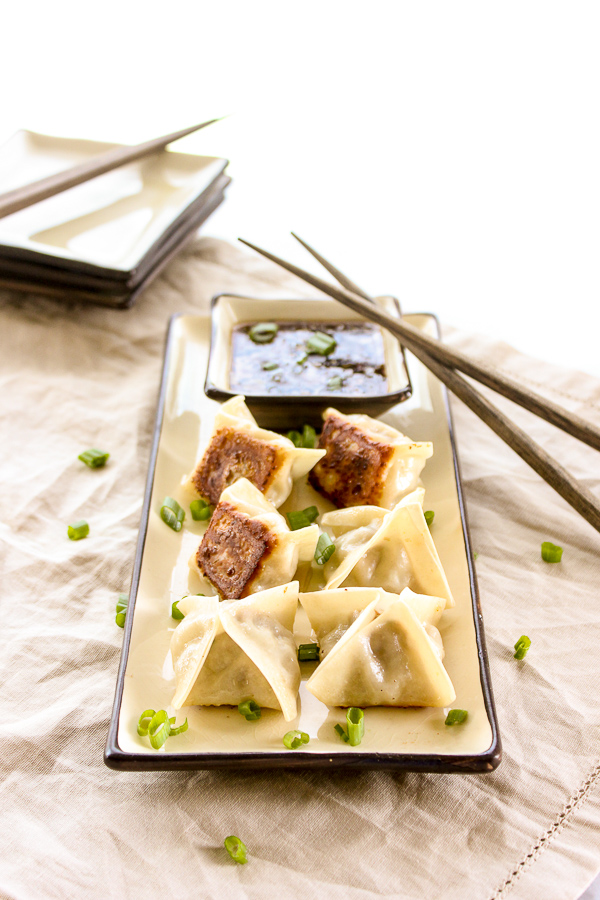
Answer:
xmin=424 ymin=510 xmax=435 ymax=528
xmin=115 ymin=592 xmax=128 ymax=628
xmin=161 ymin=497 xmax=185 ymax=532
xmin=78 ymin=448 xmax=110 ymax=468
xmin=249 ymin=322 xmax=278 ymax=344
xmin=224 ymin=835 xmax=248 ymax=865
xmin=68 ymin=519 xmax=89 ymax=541
xmin=238 ymin=700 xmax=261 ymax=721
xmin=262 ymin=361 xmax=278 ymax=371
xmin=327 ymin=375 xmax=343 ymax=391
xmin=541 ymin=541 xmax=563 ymax=563
xmin=346 ymin=707 xmax=365 ymax=746
xmin=286 ymin=506 xmax=319 ymax=531
xmin=190 ymin=498 xmax=213 ymax=521
xmin=513 ymin=635 xmax=531 ymax=660
xmin=137 ymin=708 xmax=188 ymax=749
xmin=445 ymin=709 xmax=469 ymax=726
xmin=314 ymin=532 xmax=336 ymax=565
xmin=171 ymin=600 xmax=184 ymax=620
xmin=297 ymin=643 xmax=320 ymax=662
xmin=334 ymin=723 xmax=350 ymax=743
xmin=283 ymin=730 xmax=310 ymax=750
xmin=306 ymin=331 xmax=337 ymax=356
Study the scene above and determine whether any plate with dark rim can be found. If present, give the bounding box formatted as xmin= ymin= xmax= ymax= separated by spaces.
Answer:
xmin=104 ymin=304 xmax=501 ymax=772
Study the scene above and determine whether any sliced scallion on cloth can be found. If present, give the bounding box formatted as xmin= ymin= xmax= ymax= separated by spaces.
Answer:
xmin=306 ymin=331 xmax=336 ymax=356
xmin=249 ymin=322 xmax=278 ymax=344
xmin=541 ymin=541 xmax=563 ymax=563
xmin=190 ymin=498 xmax=213 ymax=521
xmin=334 ymin=723 xmax=350 ymax=743
xmin=314 ymin=532 xmax=335 ymax=565
xmin=78 ymin=448 xmax=110 ymax=468
xmin=283 ymin=730 xmax=310 ymax=750
xmin=514 ymin=635 xmax=531 ymax=660
xmin=297 ymin=643 xmax=320 ymax=662
xmin=445 ymin=709 xmax=468 ymax=726
xmin=238 ymin=700 xmax=261 ymax=721
xmin=115 ymin=593 xmax=128 ymax=628
xmin=424 ymin=510 xmax=435 ymax=528
xmin=346 ymin=708 xmax=365 ymax=746
xmin=224 ymin=835 xmax=248 ymax=865
xmin=68 ymin=519 xmax=89 ymax=541
xmin=137 ymin=708 xmax=188 ymax=749
xmin=171 ymin=600 xmax=184 ymax=620
xmin=286 ymin=506 xmax=319 ymax=531
xmin=160 ymin=497 xmax=185 ymax=532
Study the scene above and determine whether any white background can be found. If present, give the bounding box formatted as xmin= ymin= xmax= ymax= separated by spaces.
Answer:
xmin=1 ymin=3 xmax=598 ymax=896
xmin=1 ymin=1 xmax=599 ymax=378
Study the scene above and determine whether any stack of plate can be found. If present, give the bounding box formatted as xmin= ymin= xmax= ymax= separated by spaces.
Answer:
xmin=0 ymin=130 xmax=230 ymax=307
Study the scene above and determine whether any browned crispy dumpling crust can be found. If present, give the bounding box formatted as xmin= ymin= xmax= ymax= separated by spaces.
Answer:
xmin=196 ymin=501 xmax=277 ymax=599
xmin=308 ymin=413 xmax=394 ymax=508
xmin=192 ymin=428 xmax=281 ymax=506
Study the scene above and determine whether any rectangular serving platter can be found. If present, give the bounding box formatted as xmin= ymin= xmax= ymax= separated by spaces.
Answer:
xmin=105 ymin=304 xmax=501 ymax=772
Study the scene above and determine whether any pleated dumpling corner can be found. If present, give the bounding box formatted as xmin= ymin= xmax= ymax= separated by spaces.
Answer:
xmin=318 ymin=489 xmax=454 ymax=609
xmin=170 ymin=581 xmax=301 ymax=721
xmin=305 ymin=590 xmax=455 ymax=709
xmin=185 ymin=395 xmax=325 ymax=508
xmin=308 ymin=407 xmax=433 ymax=509
xmin=191 ymin=477 xmax=319 ymax=598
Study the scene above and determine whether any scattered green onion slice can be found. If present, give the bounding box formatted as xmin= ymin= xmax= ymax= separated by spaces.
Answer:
xmin=68 ymin=519 xmax=89 ymax=541
xmin=286 ymin=506 xmax=319 ymax=531
xmin=301 ymin=424 xmax=317 ymax=448
xmin=283 ymin=730 xmax=310 ymax=750
xmin=424 ymin=510 xmax=435 ymax=528
xmin=326 ymin=375 xmax=343 ymax=391
xmin=171 ymin=600 xmax=184 ymax=620
xmin=78 ymin=448 xmax=110 ymax=468
xmin=474 ymin=552 xmax=479 ymax=560
xmin=137 ymin=709 xmax=155 ymax=737
xmin=286 ymin=429 xmax=303 ymax=447
xmin=115 ymin=592 xmax=128 ymax=628
xmin=445 ymin=709 xmax=468 ymax=726
xmin=514 ymin=635 xmax=531 ymax=660
xmin=238 ymin=700 xmax=261 ymax=721
xmin=334 ymin=723 xmax=350 ymax=743
xmin=224 ymin=835 xmax=248 ymax=865
xmin=306 ymin=331 xmax=337 ymax=356
xmin=346 ymin=707 xmax=365 ymax=746
xmin=541 ymin=541 xmax=563 ymax=563
xmin=295 ymin=353 xmax=308 ymax=366
xmin=262 ymin=361 xmax=278 ymax=371
xmin=298 ymin=643 xmax=320 ymax=662
xmin=168 ymin=716 xmax=188 ymax=737
xmin=249 ymin=322 xmax=278 ymax=344
xmin=190 ymin=498 xmax=213 ymax=521
xmin=137 ymin=709 xmax=188 ymax=749
xmin=160 ymin=497 xmax=185 ymax=532
xmin=314 ymin=532 xmax=336 ymax=565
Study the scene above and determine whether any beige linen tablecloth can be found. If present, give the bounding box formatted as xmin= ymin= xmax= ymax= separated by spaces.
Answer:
xmin=2 ymin=237 xmax=599 ymax=900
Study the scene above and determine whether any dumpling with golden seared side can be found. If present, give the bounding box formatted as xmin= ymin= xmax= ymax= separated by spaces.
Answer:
xmin=171 ymin=582 xmax=301 ymax=720
xmin=308 ymin=407 xmax=432 ymax=509
xmin=187 ymin=395 xmax=325 ymax=508
xmin=191 ymin=477 xmax=319 ymax=599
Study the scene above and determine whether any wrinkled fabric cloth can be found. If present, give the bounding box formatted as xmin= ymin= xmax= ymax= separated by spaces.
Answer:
xmin=1 ymin=237 xmax=599 ymax=900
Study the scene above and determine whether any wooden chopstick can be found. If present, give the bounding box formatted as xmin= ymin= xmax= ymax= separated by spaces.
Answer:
xmin=238 ymin=236 xmax=600 ymax=534
xmin=0 ymin=117 xmax=225 ymax=221
xmin=239 ymin=236 xmax=600 ymax=455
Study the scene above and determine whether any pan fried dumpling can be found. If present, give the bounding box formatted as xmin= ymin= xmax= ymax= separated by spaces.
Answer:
xmin=171 ymin=582 xmax=301 ymax=720
xmin=308 ymin=407 xmax=433 ymax=509
xmin=300 ymin=586 xmax=446 ymax=658
xmin=318 ymin=490 xmax=454 ymax=609
xmin=187 ymin=395 xmax=325 ymax=508
xmin=191 ymin=477 xmax=319 ymax=598
xmin=306 ymin=591 xmax=455 ymax=708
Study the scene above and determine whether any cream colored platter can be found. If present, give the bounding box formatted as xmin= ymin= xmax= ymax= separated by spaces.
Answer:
xmin=105 ymin=305 xmax=501 ymax=771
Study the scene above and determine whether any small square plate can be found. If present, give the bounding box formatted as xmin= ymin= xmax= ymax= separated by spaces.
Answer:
xmin=105 ymin=310 xmax=501 ymax=772
xmin=0 ymin=130 xmax=228 ymax=278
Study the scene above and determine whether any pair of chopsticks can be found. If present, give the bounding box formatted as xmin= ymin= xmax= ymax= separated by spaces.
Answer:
xmin=238 ymin=235 xmax=600 ymax=535
xmin=0 ymin=117 xmax=224 ymax=220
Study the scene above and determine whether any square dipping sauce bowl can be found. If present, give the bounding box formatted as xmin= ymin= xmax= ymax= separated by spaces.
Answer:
xmin=204 ymin=293 xmax=413 ymax=430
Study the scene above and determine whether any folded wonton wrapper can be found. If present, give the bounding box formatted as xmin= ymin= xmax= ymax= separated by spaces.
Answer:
xmin=309 ymin=407 xmax=433 ymax=509
xmin=316 ymin=489 xmax=454 ymax=609
xmin=186 ymin=395 xmax=325 ymax=508
xmin=170 ymin=581 xmax=301 ymax=720
xmin=305 ymin=588 xmax=456 ymax=708
xmin=191 ymin=478 xmax=319 ymax=599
